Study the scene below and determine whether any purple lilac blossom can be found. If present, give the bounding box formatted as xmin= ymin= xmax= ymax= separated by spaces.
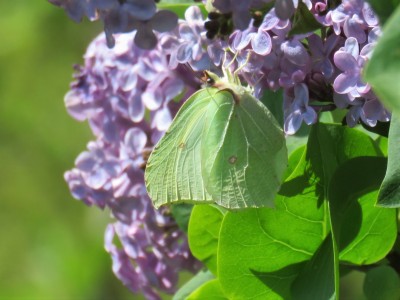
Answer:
xmin=328 ymin=1 xmax=389 ymax=127
xmin=161 ymin=6 xmax=213 ymax=71
xmin=64 ymin=31 xmax=201 ymax=299
xmin=225 ymin=0 xmax=388 ymax=131
xmin=49 ymin=0 xmax=177 ymax=49
xmin=284 ymin=83 xmax=317 ymax=134
xmin=327 ymin=0 xmax=378 ymax=44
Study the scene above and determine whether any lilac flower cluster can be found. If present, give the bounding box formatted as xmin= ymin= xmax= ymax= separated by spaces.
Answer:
xmin=64 ymin=31 xmax=201 ymax=299
xmin=49 ymin=0 xmax=178 ymax=49
xmin=220 ymin=0 xmax=389 ymax=133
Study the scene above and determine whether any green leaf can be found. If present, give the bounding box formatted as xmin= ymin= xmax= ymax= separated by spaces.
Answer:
xmin=188 ymin=279 xmax=228 ymax=299
xmin=145 ymin=71 xmax=287 ymax=209
xmin=260 ymin=87 xmax=310 ymax=156
xmin=173 ymin=269 xmax=215 ymax=300
xmin=171 ymin=203 xmax=193 ymax=233
xmin=363 ymin=265 xmax=400 ymax=300
xmin=260 ymin=89 xmax=284 ymax=127
xmin=289 ymin=2 xmax=323 ymax=36
xmin=339 ymin=269 xmax=366 ymax=299
xmin=377 ymin=113 xmax=400 ymax=207
xmin=218 ymin=208 xmax=321 ymax=299
xmin=282 ymin=145 xmax=306 ymax=181
xmin=364 ymin=4 xmax=400 ymax=113
xmin=365 ymin=0 xmax=400 ymax=25
xmin=188 ymin=205 xmax=224 ymax=275
xmin=217 ymin=146 xmax=324 ymax=299
xmin=217 ymin=123 xmax=382 ymax=299
xmin=291 ymin=234 xmax=338 ymax=300
xmin=329 ymin=156 xmax=397 ymax=264
xmin=376 ymin=135 xmax=388 ymax=156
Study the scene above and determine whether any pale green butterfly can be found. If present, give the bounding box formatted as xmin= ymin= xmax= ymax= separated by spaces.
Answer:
xmin=145 ymin=58 xmax=288 ymax=209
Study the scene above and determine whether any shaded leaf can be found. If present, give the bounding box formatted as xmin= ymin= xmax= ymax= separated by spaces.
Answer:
xmin=363 ymin=265 xmax=400 ymax=300
xmin=289 ymin=2 xmax=323 ymax=36
xmin=292 ymin=234 xmax=338 ymax=300
xmin=171 ymin=203 xmax=193 ymax=233
xmin=365 ymin=0 xmax=400 ymax=25
xmin=377 ymin=113 xmax=400 ymax=207
xmin=329 ymin=156 xmax=397 ymax=264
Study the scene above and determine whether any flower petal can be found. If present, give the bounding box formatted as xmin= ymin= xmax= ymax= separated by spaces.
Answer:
xmin=134 ymin=27 xmax=157 ymax=50
xmin=334 ymin=51 xmax=358 ymax=72
xmin=333 ymin=73 xmax=358 ymax=94
xmin=124 ymin=0 xmax=156 ymax=21
xmin=251 ymin=31 xmax=272 ymax=55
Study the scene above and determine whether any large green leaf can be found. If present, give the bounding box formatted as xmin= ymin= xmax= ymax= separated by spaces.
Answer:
xmin=363 ymin=265 xmax=400 ymax=300
xmin=173 ymin=270 xmax=215 ymax=300
xmin=218 ymin=207 xmax=321 ymax=299
xmin=377 ymin=112 xmax=400 ymax=207
xmin=329 ymin=156 xmax=397 ymax=264
xmin=217 ymin=123 xmax=382 ymax=299
xmin=188 ymin=205 xmax=225 ymax=275
xmin=365 ymin=0 xmax=400 ymax=25
xmin=187 ymin=279 xmax=227 ymax=299
xmin=364 ymin=4 xmax=400 ymax=113
xmin=217 ymin=147 xmax=321 ymax=299
xmin=291 ymin=234 xmax=338 ymax=300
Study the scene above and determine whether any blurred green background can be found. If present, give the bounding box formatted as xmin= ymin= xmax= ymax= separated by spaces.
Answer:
xmin=0 ymin=1 xmax=133 ymax=299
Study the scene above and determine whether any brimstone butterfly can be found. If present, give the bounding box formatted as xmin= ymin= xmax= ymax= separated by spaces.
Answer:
xmin=145 ymin=65 xmax=287 ymax=209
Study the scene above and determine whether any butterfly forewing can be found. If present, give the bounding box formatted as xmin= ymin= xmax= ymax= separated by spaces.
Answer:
xmin=145 ymin=88 xmax=216 ymax=208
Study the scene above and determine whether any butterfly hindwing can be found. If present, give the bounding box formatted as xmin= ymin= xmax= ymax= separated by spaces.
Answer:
xmin=201 ymin=90 xmax=287 ymax=208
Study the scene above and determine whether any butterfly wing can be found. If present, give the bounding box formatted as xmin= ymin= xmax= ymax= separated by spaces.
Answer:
xmin=145 ymin=88 xmax=216 ymax=208
xmin=201 ymin=90 xmax=287 ymax=208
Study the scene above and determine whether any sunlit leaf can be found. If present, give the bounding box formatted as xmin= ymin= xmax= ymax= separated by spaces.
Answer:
xmin=173 ymin=270 xmax=215 ymax=300
xmin=188 ymin=205 xmax=225 ymax=275
xmin=188 ymin=279 xmax=227 ymax=299
xmin=216 ymin=123 xmax=382 ymax=299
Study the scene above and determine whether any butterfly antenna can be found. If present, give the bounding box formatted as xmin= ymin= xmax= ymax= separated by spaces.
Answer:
xmin=234 ymin=51 xmax=252 ymax=76
xmin=222 ymin=50 xmax=239 ymax=83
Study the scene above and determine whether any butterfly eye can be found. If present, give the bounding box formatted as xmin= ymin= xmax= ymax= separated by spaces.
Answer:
xmin=201 ymin=71 xmax=215 ymax=86
xmin=206 ymin=77 xmax=215 ymax=85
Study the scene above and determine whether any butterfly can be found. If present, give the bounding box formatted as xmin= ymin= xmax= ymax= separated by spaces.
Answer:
xmin=145 ymin=64 xmax=287 ymax=209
